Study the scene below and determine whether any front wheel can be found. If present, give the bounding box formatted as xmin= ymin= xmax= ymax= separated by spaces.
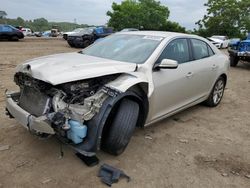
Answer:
xmin=10 ymin=35 xmax=19 ymax=41
xmin=205 ymin=77 xmax=225 ymax=107
xmin=230 ymin=55 xmax=239 ymax=67
xmin=101 ymin=99 xmax=139 ymax=155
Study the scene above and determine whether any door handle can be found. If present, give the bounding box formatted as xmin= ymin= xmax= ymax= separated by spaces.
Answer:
xmin=186 ymin=72 xmax=193 ymax=78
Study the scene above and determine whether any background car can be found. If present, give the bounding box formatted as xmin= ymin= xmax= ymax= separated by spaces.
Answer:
xmin=209 ymin=35 xmax=229 ymax=48
xmin=6 ymin=31 xmax=229 ymax=156
xmin=34 ymin=31 xmax=42 ymax=37
xmin=0 ymin=24 xmax=24 ymax=41
xmin=206 ymin=37 xmax=221 ymax=48
xmin=63 ymin=28 xmax=85 ymax=40
xmin=120 ymin=28 xmax=139 ymax=32
xmin=228 ymin=38 xmax=250 ymax=67
xmin=67 ymin=26 xmax=113 ymax=48
xmin=42 ymin=30 xmax=51 ymax=37
xmin=21 ymin=28 xmax=32 ymax=36
xmin=228 ymin=38 xmax=241 ymax=47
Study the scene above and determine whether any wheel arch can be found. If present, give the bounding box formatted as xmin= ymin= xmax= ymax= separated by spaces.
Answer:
xmin=220 ymin=73 xmax=227 ymax=86
xmin=99 ymin=83 xmax=149 ymax=150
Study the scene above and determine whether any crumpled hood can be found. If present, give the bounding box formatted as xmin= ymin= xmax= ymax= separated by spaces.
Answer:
xmin=17 ymin=52 xmax=137 ymax=85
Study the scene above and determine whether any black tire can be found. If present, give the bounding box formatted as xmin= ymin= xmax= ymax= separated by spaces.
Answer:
xmin=10 ymin=35 xmax=19 ymax=41
xmin=83 ymin=40 xmax=91 ymax=48
xmin=67 ymin=41 xmax=75 ymax=47
xmin=205 ymin=76 xmax=225 ymax=107
xmin=63 ymin=34 xmax=68 ymax=40
xmin=230 ymin=55 xmax=239 ymax=67
xmin=102 ymin=99 xmax=139 ymax=155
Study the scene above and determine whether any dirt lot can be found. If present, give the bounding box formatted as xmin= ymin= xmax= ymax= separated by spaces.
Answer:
xmin=0 ymin=38 xmax=250 ymax=188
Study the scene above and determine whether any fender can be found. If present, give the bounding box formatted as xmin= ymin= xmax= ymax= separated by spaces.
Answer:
xmin=72 ymin=89 xmax=148 ymax=154
xmin=105 ymin=72 xmax=153 ymax=97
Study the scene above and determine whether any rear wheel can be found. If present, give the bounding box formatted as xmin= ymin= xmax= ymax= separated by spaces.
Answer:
xmin=205 ymin=77 xmax=225 ymax=107
xmin=10 ymin=35 xmax=19 ymax=41
xmin=83 ymin=40 xmax=91 ymax=48
xmin=102 ymin=98 xmax=139 ymax=155
xmin=230 ymin=55 xmax=239 ymax=67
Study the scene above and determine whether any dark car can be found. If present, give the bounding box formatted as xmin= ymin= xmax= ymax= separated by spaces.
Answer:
xmin=67 ymin=27 xmax=113 ymax=48
xmin=228 ymin=39 xmax=250 ymax=67
xmin=0 ymin=24 xmax=24 ymax=41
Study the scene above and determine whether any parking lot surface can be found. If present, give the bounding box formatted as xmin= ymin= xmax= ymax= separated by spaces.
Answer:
xmin=0 ymin=38 xmax=250 ymax=188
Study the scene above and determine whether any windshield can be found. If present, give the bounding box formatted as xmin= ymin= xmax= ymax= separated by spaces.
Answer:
xmin=73 ymin=28 xmax=84 ymax=32
xmin=79 ymin=28 xmax=94 ymax=34
xmin=9 ymin=25 xmax=19 ymax=31
xmin=81 ymin=34 xmax=163 ymax=64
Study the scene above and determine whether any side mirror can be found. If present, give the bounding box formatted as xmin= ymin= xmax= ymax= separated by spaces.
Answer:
xmin=156 ymin=59 xmax=178 ymax=69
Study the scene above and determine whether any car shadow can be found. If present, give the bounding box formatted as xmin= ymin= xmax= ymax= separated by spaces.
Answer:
xmin=235 ymin=61 xmax=250 ymax=70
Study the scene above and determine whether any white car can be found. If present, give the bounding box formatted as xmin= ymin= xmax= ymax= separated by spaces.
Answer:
xmin=210 ymin=35 xmax=230 ymax=49
xmin=63 ymin=28 xmax=85 ymax=40
xmin=5 ymin=31 xmax=229 ymax=156
xmin=21 ymin=28 xmax=32 ymax=36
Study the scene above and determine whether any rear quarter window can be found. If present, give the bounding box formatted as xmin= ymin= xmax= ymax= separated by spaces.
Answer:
xmin=191 ymin=39 xmax=214 ymax=60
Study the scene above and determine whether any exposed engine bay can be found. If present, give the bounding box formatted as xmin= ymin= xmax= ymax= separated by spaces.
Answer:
xmin=13 ymin=72 xmax=120 ymax=144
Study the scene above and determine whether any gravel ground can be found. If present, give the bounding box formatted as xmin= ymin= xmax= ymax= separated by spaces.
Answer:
xmin=0 ymin=38 xmax=250 ymax=188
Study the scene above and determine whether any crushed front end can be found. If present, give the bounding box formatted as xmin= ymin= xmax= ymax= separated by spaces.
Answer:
xmin=5 ymin=72 xmax=120 ymax=156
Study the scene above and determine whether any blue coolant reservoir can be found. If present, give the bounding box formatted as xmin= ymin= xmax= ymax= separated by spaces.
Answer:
xmin=67 ymin=120 xmax=87 ymax=144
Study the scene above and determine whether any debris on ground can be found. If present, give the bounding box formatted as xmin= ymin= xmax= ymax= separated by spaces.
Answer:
xmin=41 ymin=178 xmax=53 ymax=184
xmin=16 ymin=160 xmax=29 ymax=168
xmin=179 ymin=139 xmax=189 ymax=144
xmin=230 ymin=170 xmax=240 ymax=176
xmin=145 ymin=135 xmax=153 ymax=140
xmin=0 ymin=145 xmax=10 ymax=151
xmin=98 ymin=163 xmax=130 ymax=187
xmin=202 ymin=157 xmax=217 ymax=162
xmin=245 ymin=174 xmax=250 ymax=179
xmin=221 ymin=173 xmax=229 ymax=177
xmin=75 ymin=152 xmax=99 ymax=167
xmin=174 ymin=150 xmax=185 ymax=157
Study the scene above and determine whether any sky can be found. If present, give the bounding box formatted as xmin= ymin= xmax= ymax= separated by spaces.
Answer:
xmin=0 ymin=0 xmax=207 ymax=30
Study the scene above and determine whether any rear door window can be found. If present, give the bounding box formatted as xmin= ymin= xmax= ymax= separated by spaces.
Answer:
xmin=2 ymin=26 xmax=12 ymax=32
xmin=191 ymin=39 xmax=213 ymax=60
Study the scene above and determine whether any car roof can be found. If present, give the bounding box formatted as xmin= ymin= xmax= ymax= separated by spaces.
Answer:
xmin=116 ymin=30 xmax=195 ymax=38
xmin=211 ymin=35 xmax=227 ymax=37
xmin=242 ymin=40 xmax=250 ymax=43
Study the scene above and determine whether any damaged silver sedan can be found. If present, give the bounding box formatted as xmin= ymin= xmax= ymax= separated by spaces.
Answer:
xmin=5 ymin=31 xmax=229 ymax=156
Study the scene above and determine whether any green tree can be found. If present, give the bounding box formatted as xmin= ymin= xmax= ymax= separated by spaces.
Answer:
xmin=196 ymin=0 xmax=250 ymax=38
xmin=0 ymin=10 xmax=7 ymax=19
xmin=32 ymin=18 xmax=49 ymax=31
xmin=107 ymin=0 xmax=170 ymax=31
xmin=161 ymin=21 xmax=186 ymax=33
xmin=16 ymin=17 xmax=25 ymax=26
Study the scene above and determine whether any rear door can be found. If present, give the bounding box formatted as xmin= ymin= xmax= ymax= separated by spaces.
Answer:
xmin=0 ymin=25 xmax=12 ymax=39
xmin=150 ymin=38 xmax=218 ymax=121
xmin=189 ymin=38 xmax=218 ymax=98
xmin=0 ymin=25 xmax=3 ymax=39
xmin=3 ymin=25 xmax=13 ymax=39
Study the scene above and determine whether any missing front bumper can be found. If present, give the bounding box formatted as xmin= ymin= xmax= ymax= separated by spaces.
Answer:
xmin=5 ymin=90 xmax=55 ymax=134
